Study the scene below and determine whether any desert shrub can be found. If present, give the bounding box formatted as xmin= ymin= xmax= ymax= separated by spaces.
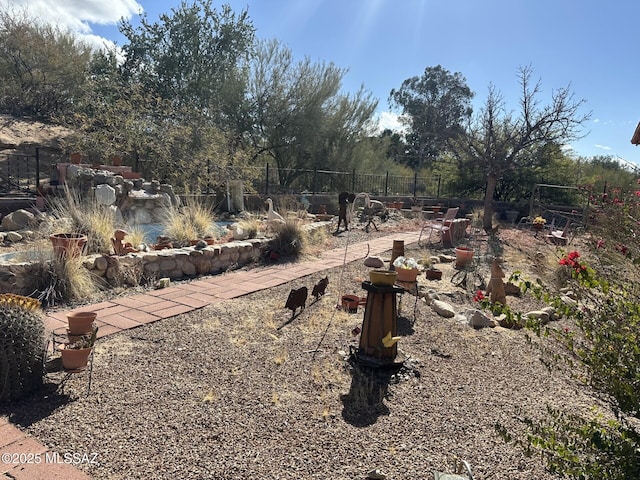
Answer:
xmin=161 ymin=196 xmax=218 ymax=246
xmin=494 ymin=185 xmax=640 ymax=478
xmin=121 ymin=225 xmax=148 ymax=249
xmin=269 ymin=217 xmax=306 ymax=259
xmin=46 ymin=185 xmax=116 ymax=254
xmin=237 ymin=217 xmax=261 ymax=239
xmin=23 ymin=255 xmax=100 ymax=308
xmin=0 ymin=294 xmax=46 ymax=402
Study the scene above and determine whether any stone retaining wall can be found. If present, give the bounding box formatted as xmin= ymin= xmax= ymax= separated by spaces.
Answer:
xmin=0 ymin=222 xmax=330 ymax=295
xmin=0 ymin=238 xmax=268 ymax=295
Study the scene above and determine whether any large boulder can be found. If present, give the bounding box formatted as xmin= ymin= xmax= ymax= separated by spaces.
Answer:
xmin=95 ymin=184 xmax=117 ymax=206
xmin=1 ymin=209 xmax=35 ymax=231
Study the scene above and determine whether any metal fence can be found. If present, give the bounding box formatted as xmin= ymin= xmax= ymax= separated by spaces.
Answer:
xmin=247 ymin=165 xmax=446 ymax=197
xmin=0 ymin=149 xmax=41 ymax=195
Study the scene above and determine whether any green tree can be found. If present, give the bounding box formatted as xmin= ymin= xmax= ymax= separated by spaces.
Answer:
xmin=458 ymin=66 xmax=590 ymax=231
xmin=118 ymin=0 xmax=255 ymax=130
xmin=0 ymin=7 xmax=92 ymax=119
xmin=246 ymin=39 xmax=378 ymax=188
xmin=389 ymin=65 xmax=473 ymax=171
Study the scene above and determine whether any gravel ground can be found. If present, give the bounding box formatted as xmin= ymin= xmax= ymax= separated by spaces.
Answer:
xmin=2 ymin=214 xmax=604 ymax=479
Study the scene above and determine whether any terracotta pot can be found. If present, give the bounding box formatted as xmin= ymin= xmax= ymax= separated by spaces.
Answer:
xmin=66 ymin=311 xmax=97 ymax=335
xmin=69 ymin=153 xmax=83 ymax=164
xmin=61 ymin=346 xmax=92 ymax=370
xmin=341 ymin=295 xmax=360 ymax=313
xmin=454 ymin=247 xmax=475 ymax=269
xmin=425 ymin=268 xmax=443 ymax=280
xmin=396 ymin=267 xmax=419 ymax=282
xmin=49 ymin=233 xmax=88 ymax=259
xmin=533 ymin=223 xmax=544 ymax=231
xmin=110 ymin=155 xmax=122 ymax=166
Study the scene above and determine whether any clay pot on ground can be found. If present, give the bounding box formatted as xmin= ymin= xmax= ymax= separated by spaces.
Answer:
xmin=425 ymin=267 xmax=443 ymax=280
xmin=69 ymin=153 xmax=83 ymax=164
xmin=454 ymin=246 xmax=475 ymax=269
xmin=110 ymin=155 xmax=123 ymax=166
xmin=396 ymin=267 xmax=419 ymax=282
xmin=49 ymin=233 xmax=88 ymax=259
xmin=341 ymin=295 xmax=360 ymax=313
xmin=66 ymin=311 xmax=97 ymax=335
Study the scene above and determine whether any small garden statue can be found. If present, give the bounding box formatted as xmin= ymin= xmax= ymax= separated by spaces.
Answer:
xmin=111 ymin=229 xmax=137 ymax=255
xmin=485 ymin=258 xmax=506 ymax=305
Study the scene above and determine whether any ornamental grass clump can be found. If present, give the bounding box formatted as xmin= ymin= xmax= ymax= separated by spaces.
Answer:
xmin=0 ymin=294 xmax=46 ymax=403
xmin=161 ymin=197 xmax=218 ymax=246
xmin=46 ymin=185 xmax=117 ymax=254
xmin=270 ymin=217 xmax=306 ymax=259
xmin=23 ymin=254 xmax=99 ymax=308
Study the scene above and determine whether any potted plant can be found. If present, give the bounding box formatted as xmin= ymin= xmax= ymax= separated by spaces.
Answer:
xmin=532 ymin=216 xmax=547 ymax=231
xmin=392 ymin=256 xmax=420 ymax=282
xmin=60 ymin=325 xmax=97 ymax=370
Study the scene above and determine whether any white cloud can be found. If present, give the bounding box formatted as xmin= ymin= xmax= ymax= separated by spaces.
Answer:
xmin=594 ymin=144 xmax=612 ymax=151
xmin=0 ymin=0 xmax=142 ymax=50
xmin=375 ymin=111 xmax=408 ymax=134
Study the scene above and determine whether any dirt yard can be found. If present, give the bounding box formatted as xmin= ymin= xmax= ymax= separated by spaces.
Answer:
xmin=0 ymin=215 xmax=603 ymax=480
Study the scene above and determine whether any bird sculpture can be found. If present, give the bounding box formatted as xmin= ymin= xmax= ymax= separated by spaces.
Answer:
xmin=265 ymin=198 xmax=285 ymax=233
xmin=265 ymin=198 xmax=285 ymax=222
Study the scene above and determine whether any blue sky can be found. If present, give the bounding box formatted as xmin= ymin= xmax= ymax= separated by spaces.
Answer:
xmin=4 ymin=0 xmax=640 ymax=166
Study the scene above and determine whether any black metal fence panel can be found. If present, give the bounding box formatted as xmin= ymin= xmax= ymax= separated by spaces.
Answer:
xmin=246 ymin=165 xmax=447 ymax=197
xmin=0 ymin=149 xmax=40 ymax=196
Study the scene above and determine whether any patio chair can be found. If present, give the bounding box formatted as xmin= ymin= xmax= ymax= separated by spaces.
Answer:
xmin=418 ymin=207 xmax=459 ymax=246
xmin=433 ymin=458 xmax=474 ymax=480
xmin=545 ymin=218 xmax=571 ymax=245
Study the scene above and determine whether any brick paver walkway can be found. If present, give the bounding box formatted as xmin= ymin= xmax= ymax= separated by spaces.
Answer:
xmin=1 ymin=230 xmax=420 ymax=479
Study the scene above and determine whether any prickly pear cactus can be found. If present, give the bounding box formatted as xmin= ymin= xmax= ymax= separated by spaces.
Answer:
xmin=0 ymin=294 xmax=46 ymax=403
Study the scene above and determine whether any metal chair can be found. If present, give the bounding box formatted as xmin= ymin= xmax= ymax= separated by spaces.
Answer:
xmin=433 ymin=459 xmax=474 ymax=480
xmin=545 ymin=218 xmax=571 ymax=245
xmin=418 ymin=207 xmax=459 ymax=246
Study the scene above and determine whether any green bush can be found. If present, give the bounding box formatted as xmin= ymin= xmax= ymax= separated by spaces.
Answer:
xmin=0 ymin=295 xmax=46 ymax=403
xmin=493 ymin=190 xmax=640 ymax=478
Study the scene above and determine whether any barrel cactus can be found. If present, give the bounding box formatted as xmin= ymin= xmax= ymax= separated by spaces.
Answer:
xmin=0 ymin=294 xmax=46 ymax=403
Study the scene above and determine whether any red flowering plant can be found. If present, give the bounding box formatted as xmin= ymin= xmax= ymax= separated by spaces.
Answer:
xmin=495 ymin=207 xmax=640 ymax=477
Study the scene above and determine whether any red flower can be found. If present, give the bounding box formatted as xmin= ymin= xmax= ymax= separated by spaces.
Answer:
xmin=473 ymin=290 xmax=485 ymax=302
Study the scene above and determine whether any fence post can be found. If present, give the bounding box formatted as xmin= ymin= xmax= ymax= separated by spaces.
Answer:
xmin=413 ymin=172 xmax=417 ymax=198
xmin=385 ymin=172 xmax=389 ymax=196
xmin=265 ymin=164 xmax=269 ymax=195
xmin=437 ymin=174 xmax=441 ymax=197
xmin=352 ymin=168 xmax=355 ymax=192
xmin=313 ymin=168 xmax=318 ymax=195
xmin=35 ymin=147 xmax=40 ymax=190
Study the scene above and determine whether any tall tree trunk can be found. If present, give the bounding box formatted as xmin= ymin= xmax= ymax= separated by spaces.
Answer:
xmin=483 ymin=174 xmax=498 ymax=231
